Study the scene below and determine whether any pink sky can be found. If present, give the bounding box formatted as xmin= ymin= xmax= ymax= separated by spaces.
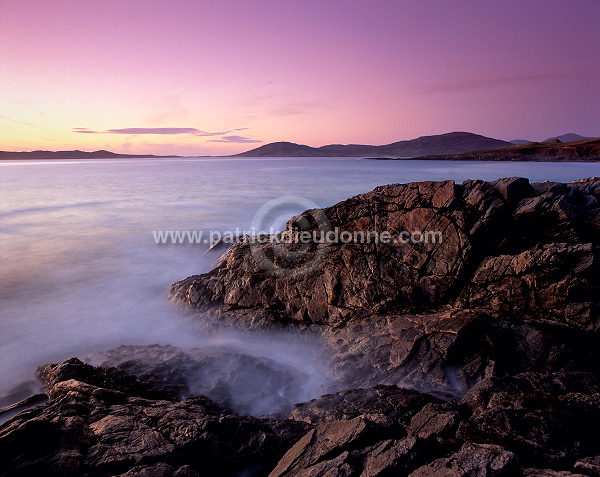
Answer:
xmin=1 ymin=0 xmax=599 ymax=155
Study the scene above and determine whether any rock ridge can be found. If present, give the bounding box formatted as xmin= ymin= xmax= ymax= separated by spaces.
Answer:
xmin=169 ymin=177 xmax=600 ymax=330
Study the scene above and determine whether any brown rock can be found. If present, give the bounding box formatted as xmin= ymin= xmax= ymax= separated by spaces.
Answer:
xmin=268 ymin=417 xmax=374 ymax=477
xmin=408 ymin=442 xmax=519 ymax=477
xmin=169 ymin=178 xmax=600 ymax=330
xmin=289 ymin=385 xmax=439 ymax=426
xmin=574 ymin=456 xmax=600 ymax=476
xmin=457 ymin=372 xmax=600 ymax=468
xmin=0 ymin=360 xmax=310 ymax=477
xmin=523 ymin=470 xmax=586 ymax=477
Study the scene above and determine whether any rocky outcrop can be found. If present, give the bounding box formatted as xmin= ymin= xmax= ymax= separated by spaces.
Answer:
xmin=166 ymin=177 xmax=600 ymax=475
xmin=168 ymin=178 xmax=600 ymax=394
xmin=0 ymin=358 xmax=311 ymax=477
xmin=269 ymin=371 xmax=600 ymax=477
xmin=170 ymin=177 xmax=600 ymax=329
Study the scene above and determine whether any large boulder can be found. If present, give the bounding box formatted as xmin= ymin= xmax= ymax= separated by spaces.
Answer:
xmin=169 ymin=178 xmax=600 ymax=330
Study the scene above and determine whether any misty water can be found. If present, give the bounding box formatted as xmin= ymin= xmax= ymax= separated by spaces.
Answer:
xmin=1 ymin=157 xmax=599 ymax=416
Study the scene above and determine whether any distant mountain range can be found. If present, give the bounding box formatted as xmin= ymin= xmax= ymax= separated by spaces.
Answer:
xmin=234 ymin=132 xmax=513 ymax=157
xmin=405 ymin=137 xmax=600 ymax=162
xmin=510 ymin=133 xmax=594 ymax=145
xmin=0 ymin=150 xmax=172 ymax=160
xmin=2 ymin=132 xmax=597 ymax=160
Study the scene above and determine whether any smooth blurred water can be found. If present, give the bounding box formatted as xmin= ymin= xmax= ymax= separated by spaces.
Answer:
xmin=1 ymin=157 xmax=599 ymax=411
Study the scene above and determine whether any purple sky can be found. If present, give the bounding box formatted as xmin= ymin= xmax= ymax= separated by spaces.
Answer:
xmin=1 ymin=0 xmax=599 ymax=155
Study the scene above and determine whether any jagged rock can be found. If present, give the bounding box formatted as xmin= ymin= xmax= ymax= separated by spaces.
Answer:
xmin=289 ymin=385 xmax=440 ymax=426
xmin=407 ymin=402 xmax=461 ymax=440
xmin=169 ymin=178 xmax=600 ymax=329
xmin=457 ymin=372 xmax=600 ymax=468
xmin=408 ymin=442 xmax=519 ymax=477
xmin=38 ymin=357 xmax=177 ymax=401
xmin=323 ymin=311 xmax=599 ymax=396
xmin=268 ymin=417 xmax=375 ymax=476
xmin=0 ymin=393 xmax=48 ymax=424
xmin=359 ymin=437 xmax=422 ymax=477
xmin=268 ymin=416 xmax=432 ymax=477
xmin=457 ymin=243 xmax=599 ymax=329
xmin=115 ymin=463 xmax=175 ymax=477
xmin=0 ymin=361 xmax=310 ymax=477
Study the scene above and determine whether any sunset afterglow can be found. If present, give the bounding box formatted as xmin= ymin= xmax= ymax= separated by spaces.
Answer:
xmin=1 ymin=0 xmax=598 ymax=155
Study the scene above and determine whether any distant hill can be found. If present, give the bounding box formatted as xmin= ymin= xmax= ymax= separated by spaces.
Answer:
xmin=0 ymin=150 xmax=175 ymax=160
xmin=544 ymin=133 xmax=594 ymax=143
xmin=234 ymin=132 xmax=513 ymax=157
xmin=509 ymin=139 xmax=532 ymax=145
xmin=405 ymin=137 xmax=600 ymax=162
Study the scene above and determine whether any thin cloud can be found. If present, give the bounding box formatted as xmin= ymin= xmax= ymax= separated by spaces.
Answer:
xmin=208 ymin=135 xmax=263 ymax=143
xmin=72 ymin=127 xmax=247 ymax=136
xmin=107 ymin=128 xmax=232 ymax=136
xmin=1 ymin=115 xmax=41 ymax=128
xmin=267 ymin=96 xmax=342 ymax=117
xmin=410 ymin=71 xmax=569 ymax=95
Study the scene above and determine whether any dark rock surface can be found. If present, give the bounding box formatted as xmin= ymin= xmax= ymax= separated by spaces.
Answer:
xmin=408 ymin=442 xmax=519 ymax=477
xmin=323 ymin=310 xmax=599 ymax=395
xmin=288 ymin=385 xmax=440 ymax=426
xmin=4 ymin=360 xmax=600 ymax=476
xmin=0 ymin=359 xmax=310 ymax=477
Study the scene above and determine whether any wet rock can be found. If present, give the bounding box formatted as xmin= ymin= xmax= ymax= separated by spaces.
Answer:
xmin=323 ymin=311 xmax=599 ymax=396
xmin=407 ymin=402 xmax=461 ymax=441
xmin=91 ymin=343 xmax=324 ymax=417
xmin=457 ymin=243 xmax=599 ymax=328
xmin=115 ymin=463 xmax=175 ymax=477
xmin=0 ymin=361 xmax=311 ymax=477
xmin=38 ymin=357 xmax=177 ymax=401
xmin=0 ymin=393 xmax=48 ymax=424
xmin=359 ymin=437 xmax=422 ymax=477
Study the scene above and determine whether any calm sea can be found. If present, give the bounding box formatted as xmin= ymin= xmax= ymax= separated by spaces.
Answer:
xmin=1 ymin=157 xmax=599 ymax=413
